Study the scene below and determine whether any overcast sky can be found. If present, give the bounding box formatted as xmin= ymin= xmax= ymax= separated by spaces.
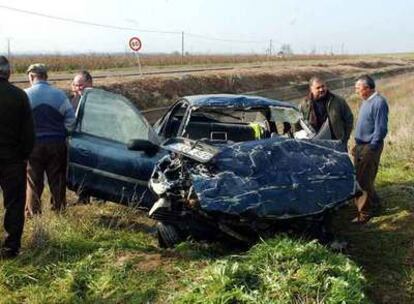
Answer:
xmin=0 ymin=0 xmax=413 ymax=55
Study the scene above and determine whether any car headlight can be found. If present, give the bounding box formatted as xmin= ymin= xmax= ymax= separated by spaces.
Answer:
xmin=149 ymin=178 xmax=173 ymax=196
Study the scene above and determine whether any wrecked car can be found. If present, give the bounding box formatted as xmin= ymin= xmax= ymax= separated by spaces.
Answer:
xmin=67 ymin=89 xmax=358 ymax=247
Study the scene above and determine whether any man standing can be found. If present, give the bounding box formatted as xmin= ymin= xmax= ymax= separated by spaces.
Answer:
xmin=0 ymin=56 xmax=35 ymax=258
xmin=353 ymin=75 xmax=389 ymax=223
xmin=297 ymin=76 xmax=354 ymax=146
xmin=71 ymin=70 xmax=93 ymax=111
xmin=25 ymin=64 xmax=75 ymax=216
xmin=70 ymin=70 xmax=93 ymax=204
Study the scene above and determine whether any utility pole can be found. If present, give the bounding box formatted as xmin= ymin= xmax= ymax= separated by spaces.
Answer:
xmin=181 ymin=31 xmax=184 ymax=64
xmin=269 ymin=39 xmax=273 ymax=56
xmin=7 ymin=38 xmax=11 ymax=59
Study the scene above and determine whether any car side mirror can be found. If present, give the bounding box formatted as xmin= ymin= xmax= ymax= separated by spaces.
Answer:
xmin=127 ymin=139 xmax=159 ymax=155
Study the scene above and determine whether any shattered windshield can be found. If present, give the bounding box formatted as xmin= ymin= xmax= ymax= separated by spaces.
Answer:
xmin=269 ymin=106 xmax=302 ymax=124
xmin=190 ymin=108 xmax=268 ymax=123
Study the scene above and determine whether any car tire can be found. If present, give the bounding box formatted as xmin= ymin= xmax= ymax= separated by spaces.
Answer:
xmin=157 ymin=222 xmax=183 ymax=248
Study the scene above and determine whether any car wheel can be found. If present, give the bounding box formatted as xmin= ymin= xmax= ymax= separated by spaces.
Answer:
xmin=157 ymin=222 xmax=183 ymax=248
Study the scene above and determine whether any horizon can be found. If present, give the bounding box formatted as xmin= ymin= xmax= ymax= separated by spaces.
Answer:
xmin=1 ymin=1 xmax=413 ymax=56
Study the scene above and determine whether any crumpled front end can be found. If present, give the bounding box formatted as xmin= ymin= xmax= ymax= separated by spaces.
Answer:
xmin=190 ymin=137 xmax=357 ymax=219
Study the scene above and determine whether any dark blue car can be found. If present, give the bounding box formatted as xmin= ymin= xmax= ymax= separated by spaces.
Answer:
xmin=68 ymin=89 xmax=358 ymax=247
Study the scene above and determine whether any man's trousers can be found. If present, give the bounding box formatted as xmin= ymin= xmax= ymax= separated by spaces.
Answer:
xmin=26 ymin=142 xmax=67 ymax=216
xmin=0 ymin=161 xmax=26 ymax=253
xmin=353 ymin=143 xmax=384 ymax=221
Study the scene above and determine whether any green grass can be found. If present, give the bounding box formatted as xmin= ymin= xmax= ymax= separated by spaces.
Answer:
xmin=0 ymin=204 xmax=164 ymax=303
xmin=1 ymin=73 xmax=414 ymax=303
xmin=174 ymin=238 xmax=367 ymax=303
xmin=0 ymin=204 xmax=369 ymax=303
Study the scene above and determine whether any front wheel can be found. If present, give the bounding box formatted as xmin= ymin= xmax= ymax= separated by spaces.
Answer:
xmin=156 ymin=222 xmax=183 ymax=248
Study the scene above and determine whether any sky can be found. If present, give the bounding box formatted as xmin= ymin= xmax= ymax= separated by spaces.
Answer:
xmin=0 ymin=0 xmax=413 ymax=55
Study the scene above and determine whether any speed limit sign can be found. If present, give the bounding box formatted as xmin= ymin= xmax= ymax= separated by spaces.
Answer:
xmin=129 ymin=37 xmax=142 ymax=52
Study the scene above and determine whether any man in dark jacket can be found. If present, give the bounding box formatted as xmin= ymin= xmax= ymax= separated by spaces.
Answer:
xmin=297 ymin=76 xmax=354 ymax=147
xmin=0 ymin=56 xmax=35 ymax=258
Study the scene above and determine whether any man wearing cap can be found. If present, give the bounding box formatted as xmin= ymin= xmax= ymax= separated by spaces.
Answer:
xmin=25 ymin=63 xmax=75 ymax=216
xmin=0 ymin=56 xmax=35 ymax=258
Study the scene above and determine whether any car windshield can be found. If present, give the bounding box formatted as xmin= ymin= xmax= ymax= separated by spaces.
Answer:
xmin=180 ymin=106 xmax=297 ymax=142
xmin=190 ymin=108 xmax=268 ymax=123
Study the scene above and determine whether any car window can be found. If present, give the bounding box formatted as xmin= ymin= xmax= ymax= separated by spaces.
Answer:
xmin=160 ymin=101 xmax=189 ymax=138
xmin=80 ymin=90 xmax=153 ymax=144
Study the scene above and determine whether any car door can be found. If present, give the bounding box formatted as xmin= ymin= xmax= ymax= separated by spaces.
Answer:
xmin=67 ymin=88 xmax=167 ymax=207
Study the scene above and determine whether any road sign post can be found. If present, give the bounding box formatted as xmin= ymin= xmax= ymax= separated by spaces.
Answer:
xmin=129 ymin=37 xmax=143 ymax=76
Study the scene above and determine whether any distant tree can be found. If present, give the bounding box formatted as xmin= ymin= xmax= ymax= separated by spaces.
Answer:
xmin=279 ymin=44 xmax=294 ymax=55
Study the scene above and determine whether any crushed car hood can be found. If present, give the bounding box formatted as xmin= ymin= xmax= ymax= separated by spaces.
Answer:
xmin=189 ymin=137 xmax=357 ymax=219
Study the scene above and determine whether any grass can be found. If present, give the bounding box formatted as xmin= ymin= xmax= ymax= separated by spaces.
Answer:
xmin=0 ymin=72 xmax=413 ymax=303
xmin=0 ymin=204 xmax=369 ymax=303
xmin=173 ymin=238 xmax=366 ymax=303
xmin=0 ymin=203 xmax=162 ymax=303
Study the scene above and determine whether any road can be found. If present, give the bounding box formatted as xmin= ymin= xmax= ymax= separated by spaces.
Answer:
xmin=10 ymin=63 xmax=267 ymax=85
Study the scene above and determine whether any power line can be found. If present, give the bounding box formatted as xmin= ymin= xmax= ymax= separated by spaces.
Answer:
xmin=0 ymin=4 xmax=275 ymax=45
xmin=186 ymin=32 xmax=266 ymax=44
xmin=0 ymin=4 xmax=180 ymax=35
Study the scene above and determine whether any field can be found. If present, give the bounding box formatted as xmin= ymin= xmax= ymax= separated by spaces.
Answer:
xmin=9 ymin=53 xmax=404 ymax=74
xmin=0 ymin=62 xmax=414 ymax=303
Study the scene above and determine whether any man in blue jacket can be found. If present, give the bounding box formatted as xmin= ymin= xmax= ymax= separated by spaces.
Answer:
xmin=353 ymin=75 xmax=389 ymax=223
xmin=25 ymin=64 xmax=75 ymax=216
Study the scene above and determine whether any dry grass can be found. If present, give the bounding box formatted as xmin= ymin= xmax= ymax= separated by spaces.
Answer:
xmin=9 ymin=53 xmax=399 ymax=74
xmin=346 ymin=73 xmax=414 ymax=167
xmin=379 ymin=75 xmax=414 ymax=166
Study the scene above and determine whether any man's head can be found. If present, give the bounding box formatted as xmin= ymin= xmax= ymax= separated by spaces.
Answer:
xmin=309 ymin=76 xmax=328 ymax=100
xmin=0 ymin=56 xmax=11 ymax=80
xmin=355 ymin=75 xmax=375 ymax=100
xmin=26 ymin=63 xmax=48 ymax=85
xmin=72 ymin=70 xmax=93 ymax=96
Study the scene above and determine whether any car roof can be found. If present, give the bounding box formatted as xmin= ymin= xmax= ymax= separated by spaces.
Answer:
xmin=182 ymin=94 xmax=296 ymax=109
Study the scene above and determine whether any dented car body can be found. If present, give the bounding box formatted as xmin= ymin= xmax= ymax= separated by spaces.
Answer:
xmin=67 ymin=89 xmax=358 ymax=246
